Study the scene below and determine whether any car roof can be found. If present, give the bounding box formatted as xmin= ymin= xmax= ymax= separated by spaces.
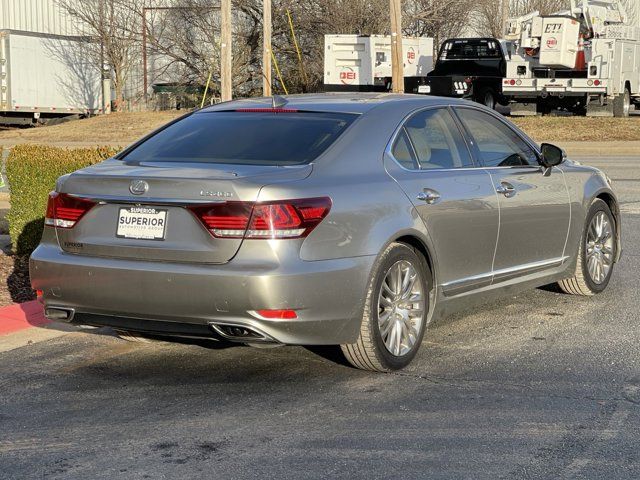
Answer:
xmin=198 ymin=93 xmax=470 ymax=115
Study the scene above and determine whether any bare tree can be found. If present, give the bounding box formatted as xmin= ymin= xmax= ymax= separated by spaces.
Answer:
xmin=141 ymin=0 xmax=264 ymax=100
xmin=512 ymin=0 xmax=568 ymax=16
xmin=270 ymin=0 xmax=392 ymax=92
xmin=57 ymin=0 xmax=143 ymax=111
xmin=403 ymin=0 xmax=473 ymax=54
xmin=272 ymin=0 xmax=477 ymax=92
xmin=56 ymin=0 xmax=487 ymax=103
xmin=472 ymin=0 xmax=568 ymax=37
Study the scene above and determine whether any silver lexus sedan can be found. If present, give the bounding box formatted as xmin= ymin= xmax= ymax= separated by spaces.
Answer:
xmin=30 ymin=94 xmax=621 ymax=372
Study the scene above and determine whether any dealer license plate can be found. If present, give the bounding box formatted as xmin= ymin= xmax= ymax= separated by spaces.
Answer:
xmin=116 ymin=206 xmax=167 ymax=240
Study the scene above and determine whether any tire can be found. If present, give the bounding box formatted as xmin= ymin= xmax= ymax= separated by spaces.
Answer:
xmin=537 ymin=101 xmax=552 ymax=116
xmin=613 ymin=87 xmax=631 ymax=118
xmin=558 ymin=199 xmax=617 ymax=296
xmin=341 ymin=242 xmax=431 ymax=372
xmin=479 ymin=89 xmax=496 ymax=110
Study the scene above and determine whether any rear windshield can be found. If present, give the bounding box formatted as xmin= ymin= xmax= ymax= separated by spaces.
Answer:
xmin=121 ymin=111 xmax=357 ymax=166
xmin=440 ymin=40 xmax=502 ymax=60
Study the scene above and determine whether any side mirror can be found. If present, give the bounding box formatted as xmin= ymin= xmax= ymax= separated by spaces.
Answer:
xmin=540 ymin=143 xmax=566 ymax=169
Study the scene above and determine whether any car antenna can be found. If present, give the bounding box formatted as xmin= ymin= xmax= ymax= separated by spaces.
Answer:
xmin=272 ymin=95 xmax=288 ymax=109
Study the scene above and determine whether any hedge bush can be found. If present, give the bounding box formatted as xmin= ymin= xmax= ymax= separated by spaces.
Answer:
xmin=6 ymin=145 xmax=118 ymax=255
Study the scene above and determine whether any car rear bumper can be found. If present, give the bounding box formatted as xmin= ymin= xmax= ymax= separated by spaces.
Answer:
xmin=30 ymin=243 xmax=375 ymax=345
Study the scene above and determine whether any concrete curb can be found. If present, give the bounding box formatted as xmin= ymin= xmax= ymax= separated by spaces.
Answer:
xmin=0 ymin=301 xmax=48 ymax=336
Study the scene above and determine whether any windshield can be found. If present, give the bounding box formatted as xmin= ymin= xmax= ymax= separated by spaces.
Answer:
xmin=121 ymin=111 xmax=358 ymax=166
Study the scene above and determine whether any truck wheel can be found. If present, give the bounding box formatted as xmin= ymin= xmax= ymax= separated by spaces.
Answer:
xmin=536 ymin=101 xmax=552 ymax=116
xmin=613 ymin=87 xmax=631 ymax=118
xmin=479 ymin=89 xmax=496 ymax=110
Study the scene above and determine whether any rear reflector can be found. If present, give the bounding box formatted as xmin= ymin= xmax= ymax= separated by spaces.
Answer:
xmin=255 ymin=309 xmax=298 ymax=319
xmin=45 ymin=192 xmax=97 ymax=229
xmin=189 ymin=197 xmax=331 ymax=240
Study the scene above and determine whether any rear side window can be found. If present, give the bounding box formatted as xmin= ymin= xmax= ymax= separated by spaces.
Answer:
xmin=440 ymin=40 xmax=502 ymax=60
xmin=121 ymin=111 xmax=357 ymax=165
xmin=392 ymin=129 xmax=418 ymax=170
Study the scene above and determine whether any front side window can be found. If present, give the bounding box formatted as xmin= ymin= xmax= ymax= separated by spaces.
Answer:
xmin=121 ymin=111 xmax=357 ymax=166
xmin=393 ymin=108 xmax=473 ymax=170
xmin=455 ymin=108 xmax=539 ymax=168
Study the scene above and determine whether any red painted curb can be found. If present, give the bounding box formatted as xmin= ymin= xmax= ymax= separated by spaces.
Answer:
xmin=0 ymin=301 xmax=49 ymax=336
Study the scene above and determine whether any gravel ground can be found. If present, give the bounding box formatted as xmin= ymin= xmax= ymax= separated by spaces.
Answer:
xmin=0 ymin=254 xmax=35 ymax=306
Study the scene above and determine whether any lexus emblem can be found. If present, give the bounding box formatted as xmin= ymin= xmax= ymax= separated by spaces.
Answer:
xmin=129 ymin=180 xmax=149 ymax=195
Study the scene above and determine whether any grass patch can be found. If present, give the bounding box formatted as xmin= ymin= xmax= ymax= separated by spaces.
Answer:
xmin=0 ymin=111 xmax=184 ymax=146
xmin=0 ymin=110 xmax=638 ymax=147
xmin=511 ymin=116 xmax=640 ymax=142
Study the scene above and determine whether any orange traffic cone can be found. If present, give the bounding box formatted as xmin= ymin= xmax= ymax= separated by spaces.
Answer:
xmin=575 ymin=33 xmax=586 ymax=70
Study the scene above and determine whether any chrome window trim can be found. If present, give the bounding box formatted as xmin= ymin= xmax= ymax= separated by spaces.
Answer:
xmin=441 ymin=256 xmax=569 ymax=297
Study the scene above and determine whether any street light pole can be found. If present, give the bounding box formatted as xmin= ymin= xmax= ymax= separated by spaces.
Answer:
xmin=390 ymin=0 xmax=404 ymax=94
xmin=221 ymin=0 xmax=233 ymax=101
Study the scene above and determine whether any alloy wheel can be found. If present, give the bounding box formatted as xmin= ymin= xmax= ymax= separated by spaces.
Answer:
xmin=585 ymin=211 xmax=615 ymax=285
xmin=377 ymin=260 xmax=424 ymax=356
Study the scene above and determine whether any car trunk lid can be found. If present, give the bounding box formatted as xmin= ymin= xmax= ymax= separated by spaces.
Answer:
xmin=54 ymin=159 xmax=312 ymax=264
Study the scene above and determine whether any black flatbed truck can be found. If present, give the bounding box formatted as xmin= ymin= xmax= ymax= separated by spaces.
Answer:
xmin=419 ymin=37 xmax=510 ymax=109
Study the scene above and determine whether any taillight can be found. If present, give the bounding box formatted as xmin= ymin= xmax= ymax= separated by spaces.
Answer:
xmin=189 ymin=197 xmax=331 ymax=240
xmin=45 ymin=192 xmax=97 ymax=229
xmin=188 ymin=202 xmax=253 ymax=238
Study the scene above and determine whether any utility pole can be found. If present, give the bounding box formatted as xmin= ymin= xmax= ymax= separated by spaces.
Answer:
xmin=501 ymin=0 xmax=510 ymax=37
xmin=390 ymin=0 xmax=404 ymax=94
xmin=221 ymin=0 xmax=233 ymax=101
xmin=263 ymin=0 xmax=272 ymax=96
xmin=142 ymin=7 xmax=148 ymax=100
xmin=100 ymin=1 xmax=111 ymax=114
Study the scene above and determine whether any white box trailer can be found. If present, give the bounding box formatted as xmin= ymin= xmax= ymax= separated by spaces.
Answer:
xmin=0 ymin=30 xmax=102 ymax=125
xmin=324 ymin=35 xmax=433 ymax=92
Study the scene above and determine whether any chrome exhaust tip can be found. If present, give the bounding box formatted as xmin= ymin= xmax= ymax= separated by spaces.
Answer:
xmin=208 ymin=322 xmax=278 ymax=344
xmin=44 ymin=307 xmax=75 ymax=322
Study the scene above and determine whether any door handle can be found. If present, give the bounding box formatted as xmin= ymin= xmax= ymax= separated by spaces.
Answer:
xmin=417 ymin=189 xmax=441 ymax=205
xmin=496 ymin=182 xmax=516 ymax=197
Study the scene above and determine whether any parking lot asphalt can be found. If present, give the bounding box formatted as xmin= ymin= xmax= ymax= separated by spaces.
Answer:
xmin=1 ymin=156 xmax=639 ymax=480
